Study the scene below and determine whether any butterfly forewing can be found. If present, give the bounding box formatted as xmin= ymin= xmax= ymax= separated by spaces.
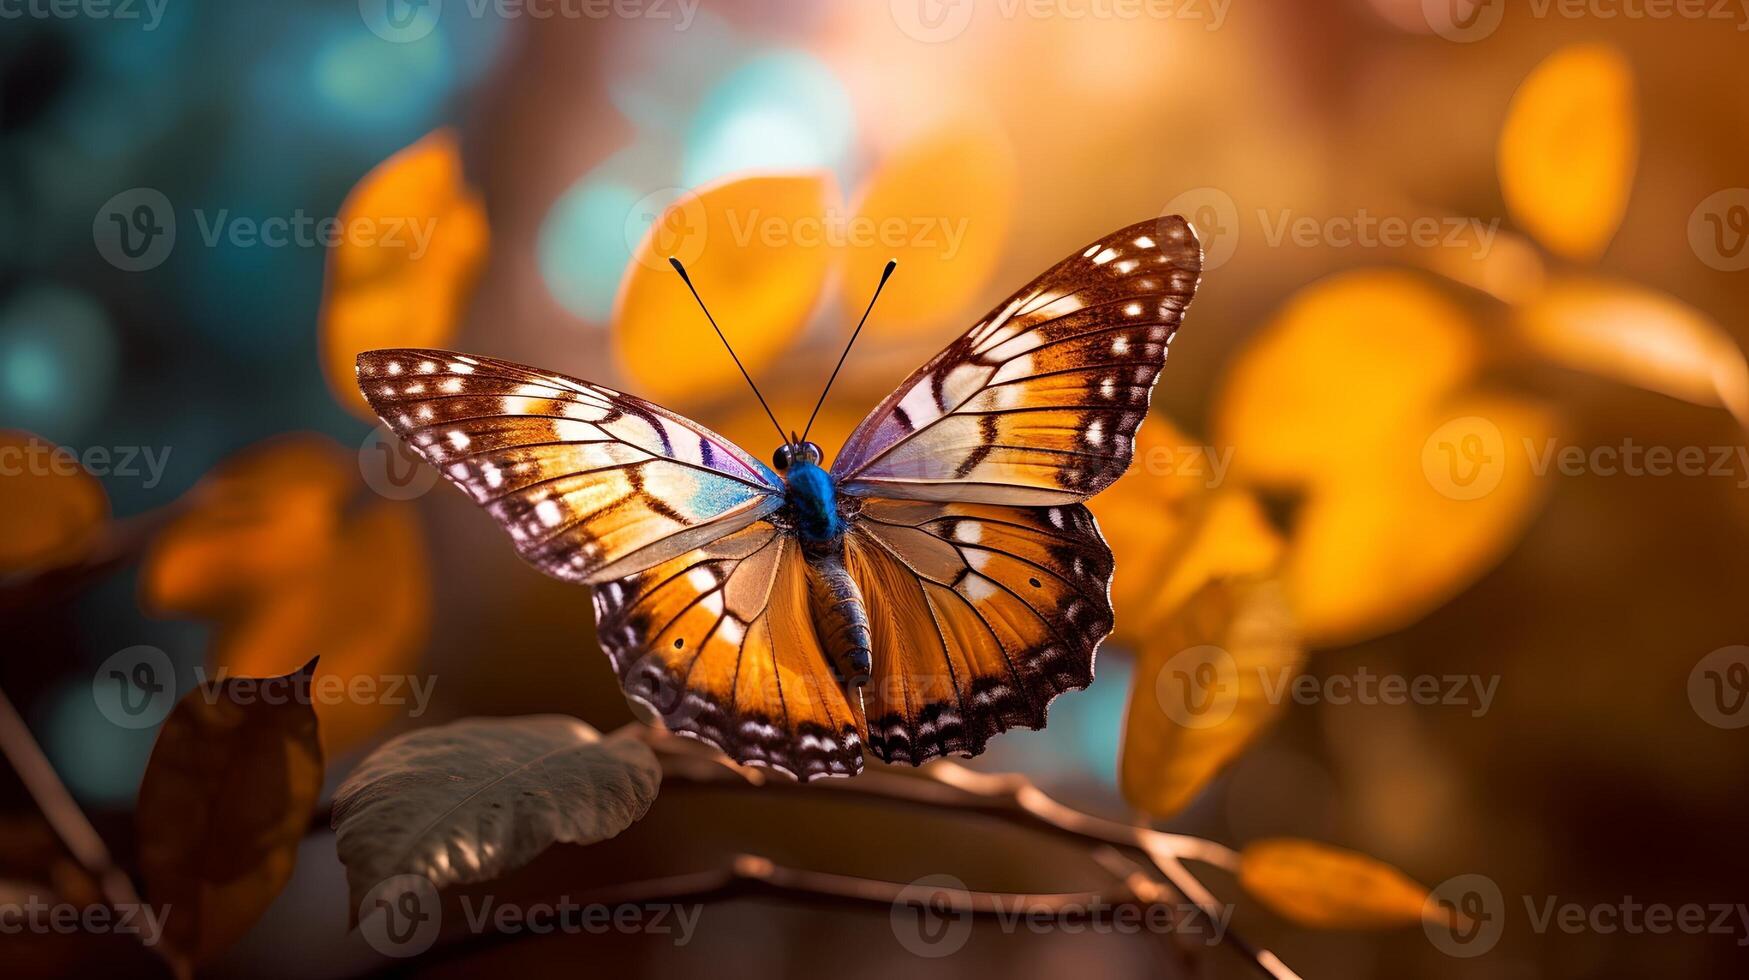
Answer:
xmin=357 ymin=348 xmax=782 ymax=584
xmin=832 ymin=217 xmax=1202 ymax=504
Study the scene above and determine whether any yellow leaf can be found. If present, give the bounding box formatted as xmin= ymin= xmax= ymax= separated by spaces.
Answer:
xmin=1121 ymin=577 xmax=1302 ymax=819
xmin=844 ymin=122 xmax=1018 ymax=336
xmin=1287 ymin=392 xmax=1557 ymax=647
xmin=141 ymin=435 xmax=353 ymax=618
xmin=1214 ymin=270 xmax=1479 ymax=489
xmin=1498 ymin=44 xmax=1637 ymax=261
xmin=1088 ymin=417 xmax=1217 ymax=624
xmin=0 ymin=431 xmax=108 ymax=574
xmin=613 ymin=173 xmax=835 ymax=406
xmin=320 ymin=129 xmax=490 ymax=421
xmin=212 ymin=500 xmax=431 ymax=756
xmin=1518 ymin=277 xmax=1749 ymax=427
xmin=1238 ymin=838 xmax=1436 ymax=929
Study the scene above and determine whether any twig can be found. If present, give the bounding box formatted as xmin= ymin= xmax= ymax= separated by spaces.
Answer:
xmin=0 ymin=685 xmax=145 ymax=915
xmin=629 ymin=725 xmax=1295 ymax=978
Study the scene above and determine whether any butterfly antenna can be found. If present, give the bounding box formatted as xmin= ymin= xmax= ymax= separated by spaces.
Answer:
xmin=669 ymin=257 xmax=789 ymax=447
xmin=801 ymin=258 xmax=897 ymax=444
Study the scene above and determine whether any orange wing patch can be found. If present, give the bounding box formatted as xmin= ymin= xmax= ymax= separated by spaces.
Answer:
xmin=843 ymin=498 xmax=1114 ymax=765
xmin=593 ymin=521 xmax=865 ymax=780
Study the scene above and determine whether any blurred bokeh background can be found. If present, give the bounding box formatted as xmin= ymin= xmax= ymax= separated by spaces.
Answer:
xmin=3 ymin=1 xmax=1749 ymax=977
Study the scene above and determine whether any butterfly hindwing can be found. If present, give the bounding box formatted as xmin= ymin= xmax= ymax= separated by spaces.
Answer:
xmin=843 ymin=498 xmax=1114 ymax=764
xmin=832 ymin=217 xmax=1201 ymax=505
xmin=357 ymin=348 xmax=782 ymax=584
xmin=593 ymin=521 xmax=865 ymax=780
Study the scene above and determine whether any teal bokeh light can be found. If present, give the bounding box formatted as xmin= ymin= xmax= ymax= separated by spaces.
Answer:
xmin=0 ymin=286 xmax=118 ymax=441
xmin=682 ymin=50 xmax=855 ymax=187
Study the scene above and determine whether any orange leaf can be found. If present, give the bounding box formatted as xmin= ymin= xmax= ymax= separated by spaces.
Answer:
xmin=1238 ymin=838 xmax=1437 ymax=929
xmin=844 ymin=122 xmax=1018 ymax=337
xmin=212 ymin=500 xmax=431 ymax=756
xmin=137 ymin=659 xmax=324 ymax=970
xmin=1121 ymin=577 xmax=1302 ymax=819
xmin=140 ymin=435 xmax=353 ymax=618
xmin=1287 ymin=392 xmax=1558 ymax=646
xmin=1517 ymin=277 xmax=1749 ymax=427
xmin=1214 ymin=269 xmax=1480 ymax=489
xmin=0 ymin=431 xmax=109 ymax=574
xmin=613 ymin=173 xmax=835 ymax=406
xmin=1498 ymin=43 xmax=1637 ymax=261
xmin=1089 ymin=417 xmax=1283 ymax=638
xmin=321 ymin=129 xmax=490 ymax=421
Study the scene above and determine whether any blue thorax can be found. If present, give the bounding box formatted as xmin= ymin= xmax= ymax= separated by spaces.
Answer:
xmin=783 ymin=460 xmax=843 ymax=542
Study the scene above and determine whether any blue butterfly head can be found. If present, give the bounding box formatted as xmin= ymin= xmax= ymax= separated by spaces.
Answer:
xmin=773 ymin=441 xmax=842 ymax=542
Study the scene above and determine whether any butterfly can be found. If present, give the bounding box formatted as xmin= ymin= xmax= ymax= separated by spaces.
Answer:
xmin=356 ymin=216 xmax=1202 ymax=781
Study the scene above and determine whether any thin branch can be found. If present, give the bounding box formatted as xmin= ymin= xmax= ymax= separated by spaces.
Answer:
xmin=0 ymin=685 xmax=144 ymax=914
xmin=628 ymin=725 xmax=1293 ymax=978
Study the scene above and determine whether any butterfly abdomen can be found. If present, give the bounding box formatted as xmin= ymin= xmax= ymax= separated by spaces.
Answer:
xmin=805 ymin=549 xmax=872 ymax=687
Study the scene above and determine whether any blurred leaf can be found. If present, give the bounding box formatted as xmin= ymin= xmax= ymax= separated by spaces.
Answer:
xmin=1214 ymin=270 xmax=1479 ymax=489
xmin=212 ymin=499 xmax=430 ymax=756
xmin=844 ymin=121 xmax=1017 ymax=336
xmin=0 ymin=431 xmax=108 ymax=574
xmin=1518 ymin=277 xmax=1749 ymax=427
xmin=614 ymin=173 xmax=835 ymax=406
xmin=137 ymin=659 xmax=324 ymax=971
xmin=331 ymin=716 xmax=661 ymax=918
xmin=1121 ymin=577 xmax=1302 ymax=819
xmin=1498 ymin=43 xmax=1636 ymax=262
xmin=1287 ymin=392 xmax=1558 ymax=647
xmin=1091 ymin=418 xmax=1284 ymax=639
xmin=1415 ymin=226 xmax=1545 ymax=306
xmin=321 ymin=129 xmax=490 ymax=421
xmin=1238 ymin=837 xmax=1436 ymax=929
xmin=140 ymin=435 xmax=352 ymax=618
